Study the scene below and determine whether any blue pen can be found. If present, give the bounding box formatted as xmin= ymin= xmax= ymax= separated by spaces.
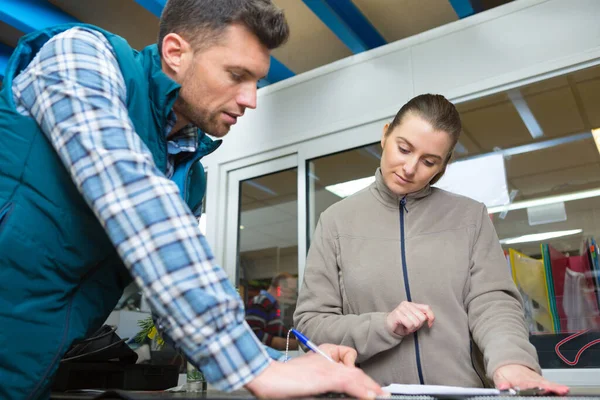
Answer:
xmin=290 ymin=328 xmax=335 ymax=363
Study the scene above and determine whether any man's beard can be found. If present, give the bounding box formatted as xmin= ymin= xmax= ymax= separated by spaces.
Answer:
xmin=175 ymin=69 xmax=230 ymax=137
xmin=173 ymin=96 xmax=227 ymax=137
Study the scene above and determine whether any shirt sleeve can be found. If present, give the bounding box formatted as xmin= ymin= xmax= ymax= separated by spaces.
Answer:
xmin=11 ymin=27 xmax=271 ymax=391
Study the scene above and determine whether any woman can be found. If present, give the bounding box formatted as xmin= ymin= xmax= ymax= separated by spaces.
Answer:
xmin=293 ymin=94 xmax=568 ymax=394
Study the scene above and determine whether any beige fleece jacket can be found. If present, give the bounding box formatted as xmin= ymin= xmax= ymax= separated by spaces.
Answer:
xmin=294 ymin=168 xmax=540 ymax=387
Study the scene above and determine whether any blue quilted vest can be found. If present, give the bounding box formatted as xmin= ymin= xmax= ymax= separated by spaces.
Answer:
xmin=0 ymin=24 xmax=220 ymax=399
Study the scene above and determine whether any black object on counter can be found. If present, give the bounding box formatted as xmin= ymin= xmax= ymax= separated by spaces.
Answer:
xmin=52 ymin=362 xmax=179 ymax=391
xmin=52 ymin=325 xmax=178 ymax=391
xmin=530 ymin=331 xmax=600 ymax=369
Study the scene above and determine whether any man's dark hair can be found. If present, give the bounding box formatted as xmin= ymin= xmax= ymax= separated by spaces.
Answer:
xmin=158 ymin=0 xmax=290 ymax=54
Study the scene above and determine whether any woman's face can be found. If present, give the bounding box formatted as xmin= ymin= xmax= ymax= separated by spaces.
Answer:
xmin=380 ymin=113 xmax=453 ymax=196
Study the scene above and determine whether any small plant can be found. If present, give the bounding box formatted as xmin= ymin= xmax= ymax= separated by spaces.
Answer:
xmin=135 ymin=316 xmax=165 ymax=349
xmin=135 ymin=316 xmax=206 ymax=385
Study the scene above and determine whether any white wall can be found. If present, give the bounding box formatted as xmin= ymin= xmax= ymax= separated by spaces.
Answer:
xmin=207 ymin=0 xmax=600 ymax=168
xmin=205 ymin=0 xmax=600 ymax=266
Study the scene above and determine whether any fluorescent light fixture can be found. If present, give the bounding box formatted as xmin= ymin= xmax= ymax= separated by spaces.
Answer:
xmin=488 ymin=187 xmax=600 ymax=214
xmin=325 ymin=176 xmax=375 ymax=198
xmin=508 ymin=89 xmax=543 ymax=139
xmin=245 ymin=180 xmax=277 ymax=196
xmin=499 ymin=229 xmax=582 ymax=245
xmin=592 ymin=128 xmax=600 ymax=154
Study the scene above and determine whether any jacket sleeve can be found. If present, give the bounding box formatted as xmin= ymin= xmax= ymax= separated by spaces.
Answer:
xmin=466 ymin=205 xmax=541 ymax=378
xmin=293 ymin=213 xmax=403 ymax=363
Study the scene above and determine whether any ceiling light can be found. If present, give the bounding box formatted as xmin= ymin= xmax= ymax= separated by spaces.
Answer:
xmin=239 ymin=225 xmax=245 ymax=230
xmin=591 ymin=128 xmax=600 ymax=154
xmin=325 ymin=176 xmax=375 ymax=198
xmin=499 ymin=229 xmax=582 ymax=245
xmin=488 ymin=187 xmax=600 ymax=214
xmin=245 ymin=181 xmax=277 ymax=196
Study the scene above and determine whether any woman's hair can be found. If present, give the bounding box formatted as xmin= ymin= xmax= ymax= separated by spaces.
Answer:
xmin=385 ymin=94 xmax=462 ymax=185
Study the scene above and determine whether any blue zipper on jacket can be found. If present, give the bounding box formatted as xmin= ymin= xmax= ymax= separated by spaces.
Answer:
xmin=399 ymin=196 xmax=425 ymax=384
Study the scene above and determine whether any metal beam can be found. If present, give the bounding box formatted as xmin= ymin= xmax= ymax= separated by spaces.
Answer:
xmin=0 ymin=0 xmax=77 ymax=33
xmin=0 ymin=43 xmax=13 ymax=81
xmin=134 ymin=0 xmax=165 ymax=18
xmin=134 ymin=0 xmax=295 ymax=87
xmin=448 ymin=0 xmax=481 ymax=19
xmin=458 ymin=131 xmax=592 ymax=163
xmin=508 ymin=89 xmax=544 ymax=139
xmin=302 ymin=0 xmax=386 ymax=53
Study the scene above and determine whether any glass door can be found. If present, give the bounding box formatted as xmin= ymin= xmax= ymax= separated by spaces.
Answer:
xmin=224 ymin=155 xmax=299 ymax=347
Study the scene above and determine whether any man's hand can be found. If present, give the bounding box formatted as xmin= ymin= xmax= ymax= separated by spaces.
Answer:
xmin=245 ymin=344 xmax=385 ymax=399
xmin=493 ymin=364 xmax=569 ymax=395
xmin=386 ymin=301 xmax=434 ymax=336
xmin=318 ymin=343 xmax=357 ymax=367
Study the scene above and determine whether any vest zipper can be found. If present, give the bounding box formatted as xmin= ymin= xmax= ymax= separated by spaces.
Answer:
xmin=399 ymin=196 xmax=425 ymax=384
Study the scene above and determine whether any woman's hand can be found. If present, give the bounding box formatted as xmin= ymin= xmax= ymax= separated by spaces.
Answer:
xmin=386 ymin=301 xmax=434 ymax=336
xmin=493 ymin=364 xmax=569 ymax=395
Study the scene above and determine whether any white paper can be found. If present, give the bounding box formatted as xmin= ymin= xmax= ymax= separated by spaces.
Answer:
xmin=382 ymin=384 xmax=501 ymax=396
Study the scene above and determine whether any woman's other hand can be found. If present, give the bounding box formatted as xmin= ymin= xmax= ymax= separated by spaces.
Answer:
xmin=493 ymin=364 xmax=569 ymax=395
xmin=386 ymin=301 xmax=434 ymax=336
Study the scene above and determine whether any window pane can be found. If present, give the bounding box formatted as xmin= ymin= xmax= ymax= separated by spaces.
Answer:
xmin=306 ymin=64 xmax=600 ymax=370
xmin=307 ymin=144 xmax=381 ymax=243
xmin=239 ymin=168 xmax=298 ymax=348
xmin=456 ymin=65 xmax=600 ymax=368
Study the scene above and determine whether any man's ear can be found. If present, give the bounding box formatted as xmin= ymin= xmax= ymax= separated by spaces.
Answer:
xmin=161 ymin=33 xmax=193 ymax=78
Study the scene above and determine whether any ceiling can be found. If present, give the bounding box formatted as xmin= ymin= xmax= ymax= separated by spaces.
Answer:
xmin=238 ymin=63 xmax=600 ymax=263
xmin=0 ymin=0 xmax=513 ymax=87
xmin=4 ymin=0 xmax=592 ymax=269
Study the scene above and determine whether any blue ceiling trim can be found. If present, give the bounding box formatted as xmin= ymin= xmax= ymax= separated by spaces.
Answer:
xmin=302 ymin=0 xmax=386 ymax=53
xmin=263 ymin=56 xmax=294 ymax=86
xmin=0 ymin=0 xmax=78 ymax=33
xmin=448 ymin=0 xmax=482 ymax=19
xmin=134 ymin=0 xmax=166 ymax=18
xmin=258 ymin=56 xmax=295 ymax=88
xmin=134 ymin=1 xmax=294 ymax=87
xmin=0 ymin=43 xmax=14 ymax=80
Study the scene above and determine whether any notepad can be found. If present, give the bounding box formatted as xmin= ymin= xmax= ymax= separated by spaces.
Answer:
xmin=382 ymin=384 xmax=501 ymax=396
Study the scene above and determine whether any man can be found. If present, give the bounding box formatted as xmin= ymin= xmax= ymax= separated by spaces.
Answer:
xmin=0 ymin=0 xmax=384 ymax=398
xmin=246 ymin=273 xmax=299 ymax=350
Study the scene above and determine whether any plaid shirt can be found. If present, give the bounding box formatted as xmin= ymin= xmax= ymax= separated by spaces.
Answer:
xmin=11 ymin=27 xmax=271 ymax=391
